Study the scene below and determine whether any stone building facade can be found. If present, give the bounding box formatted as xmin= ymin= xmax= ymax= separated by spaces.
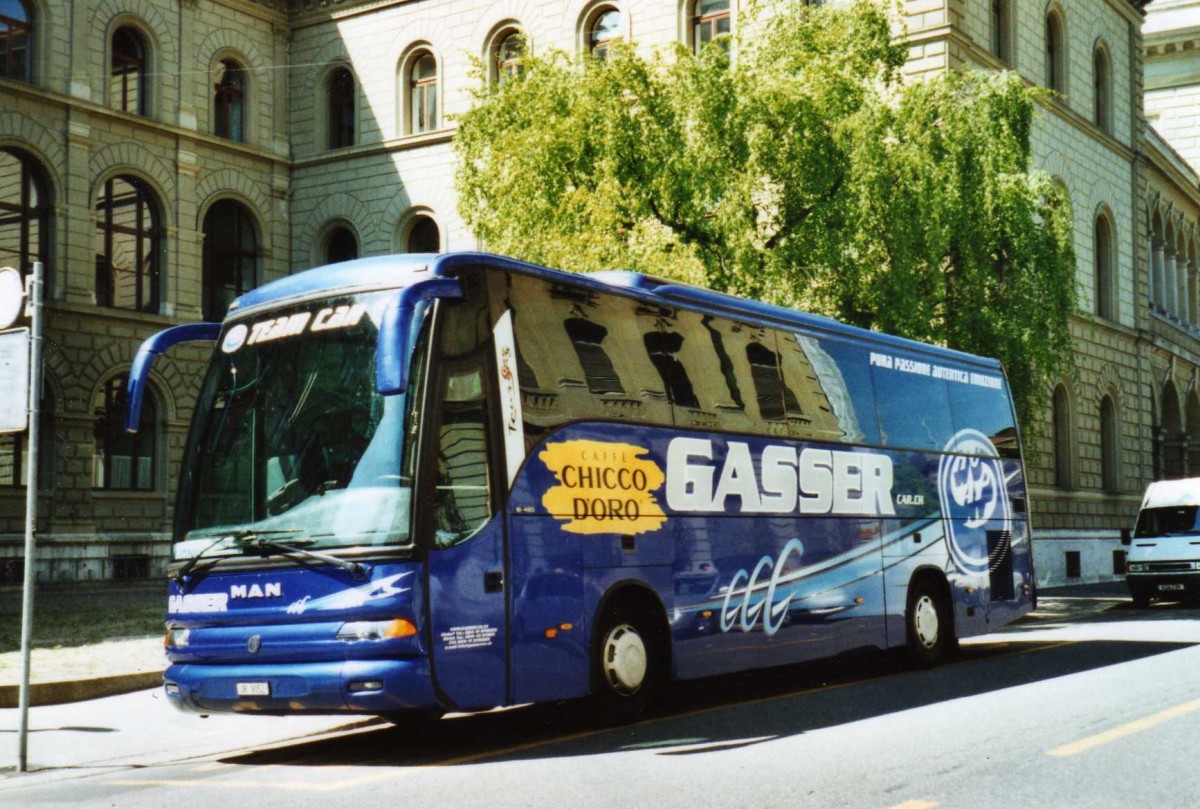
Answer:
xmin=0 ymin=0 xmax=1197 ymax=585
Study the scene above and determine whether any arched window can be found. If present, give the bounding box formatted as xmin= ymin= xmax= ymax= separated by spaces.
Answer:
xmin=406 ymin=215 xmax=440 ymax=253
xmin=93 ymin=375 xmax=155 ymax=491
xmin=324 ymin=225 xmax=358 ymax=264
xmin=111 ymin=26 xmax=148 ymax=115
xmin=1052 ymin=384 xmax=1072 ymax=489
xmin=588 ymin=7 xmax=622 ymax=61
xmin=990 ymin=0 xmax=1010 ymax=64
xmin=202 ymin=200 xmax=257 ymax=320
xmin=94 ymin=175 xmax=160 ymax=312
xmin=1093 ymin=45 xmax=1110 ymax=133
xmin=0 ymin=147 xmax=49 ymax=281
xmin=1094 ymin=213 xmax=1114 ymax=320
xmin=1100 ymin=394 xmax=1118 ymax=494
xmin=1163 ymin=381 xmax=1184 ymax=479
xmin=0 ymin=0 xmax=32 ymax=82
xmin=493 ymin=30 xmax=525 ymax=83
xmin=408 ymin=51 xmax=438 ymax=134
xmin=1178 ymin=225 xmax=1191 ymax=325
xmin=693 ymin=0 xmax=730 ymax=55
xmin=1166 ymin=218 xmax=1179 ymax=318
xmin=327 ymin=67 xmax=355 ymax=149
xmin=1045 ymin=10 xmax=1066 ymax=95
xmin=214 ymin=59 xmax=246 ymax=141
xmin=1151 ymin=210 xmax=1166 ymax=312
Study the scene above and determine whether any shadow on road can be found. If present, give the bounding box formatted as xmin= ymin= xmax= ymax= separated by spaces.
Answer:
xmin=221 ymin=637 xmax=1191 ymax=770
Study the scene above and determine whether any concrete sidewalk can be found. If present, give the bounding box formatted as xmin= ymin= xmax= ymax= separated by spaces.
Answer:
xmin=0 ymin=636 xmax=165 ymax=709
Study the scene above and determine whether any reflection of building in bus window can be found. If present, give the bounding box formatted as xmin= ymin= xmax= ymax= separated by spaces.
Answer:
xmin=701 ymin=315 xmax=744 ymax=409
xmin=644 ymin=331 xmax=698 ymax=408
xmin=746 ymin=341 xmax=792 ymax=421
xmin=565 ymin=317 xmax=624 ymax=394
xmin=433 ymin=367 xmax=492 ymax=547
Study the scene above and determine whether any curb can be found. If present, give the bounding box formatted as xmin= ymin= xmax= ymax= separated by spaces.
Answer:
xmin=0 ymin=671 xmax=163 ymax=709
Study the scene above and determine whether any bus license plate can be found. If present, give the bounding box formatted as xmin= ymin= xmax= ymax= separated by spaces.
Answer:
xmin=236 ymin=681 xmax=271 ymax=696
xmin=1158 ymin=584 xmax=1185 ymax=592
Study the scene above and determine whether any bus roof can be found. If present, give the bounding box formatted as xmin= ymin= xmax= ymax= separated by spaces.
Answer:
xmin=229 ymin=251 xmax=1002 ymax=371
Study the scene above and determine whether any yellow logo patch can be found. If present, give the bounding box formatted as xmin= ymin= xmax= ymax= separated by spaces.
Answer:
xmin=539 ymin=440 xmax=667 ymax=535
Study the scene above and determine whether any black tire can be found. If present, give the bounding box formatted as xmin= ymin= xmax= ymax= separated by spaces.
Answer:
xmin=590 ymin=602 xmax=666 ymax=725
xmin=905 ymin=579 xmax=956 ymax=669
xmin=1128 ymin=584 xmax=1152 ymax=609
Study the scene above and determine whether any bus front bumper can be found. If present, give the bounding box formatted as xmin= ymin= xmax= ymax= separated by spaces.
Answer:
xmin=163 ymin=658 xmax=437 ymax=715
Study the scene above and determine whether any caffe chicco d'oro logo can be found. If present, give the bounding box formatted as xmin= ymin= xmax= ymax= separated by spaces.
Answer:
xmin=539 ymin=440 xmax=667 ymax=535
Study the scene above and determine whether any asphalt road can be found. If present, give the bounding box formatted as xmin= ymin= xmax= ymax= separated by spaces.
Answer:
xmin=5 ymin=585 xmax=1200 ymax=809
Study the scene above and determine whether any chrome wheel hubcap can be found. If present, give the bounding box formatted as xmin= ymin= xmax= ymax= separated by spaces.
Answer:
xmin=602 ymin=623 xmax=647 ymax=695
xmin=913 ymin=595 xmax=940 ymax=649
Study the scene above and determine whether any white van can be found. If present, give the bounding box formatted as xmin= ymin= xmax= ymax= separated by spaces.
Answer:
xmin=1125 ymin=478 xmax=1200 ymax=606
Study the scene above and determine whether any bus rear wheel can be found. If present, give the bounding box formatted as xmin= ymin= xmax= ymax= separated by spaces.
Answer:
xmin=905 ymin=580 xmax=955 ymax=669
xmin=590 ymin=604 xmax=664 ymax=724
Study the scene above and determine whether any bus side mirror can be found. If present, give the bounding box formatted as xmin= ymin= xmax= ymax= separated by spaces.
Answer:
xmin=1121 ymin=527 xmax=1132 ymax=546
xmin=126 ymin=323 xmax=221 ymax=433
xmin=376 ymin=277 xmax=463 ymax=395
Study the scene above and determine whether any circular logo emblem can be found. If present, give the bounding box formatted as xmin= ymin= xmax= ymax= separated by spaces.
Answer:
xmin=937 ymin=429 xmax=1011 ymax=575
xmin=222 ymin=324 xmax=248 ymax=354
xmin=247 ymin=634 xmax=262 ymax=654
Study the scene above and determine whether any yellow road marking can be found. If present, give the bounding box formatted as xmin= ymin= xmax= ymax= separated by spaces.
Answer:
xmin=886 ymin=801 xmax=939 ymax=809
xmin=1047 ymin=697 xmax=1200 ymax=757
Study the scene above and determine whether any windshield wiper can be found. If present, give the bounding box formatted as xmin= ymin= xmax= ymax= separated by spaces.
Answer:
xmin=174 ymin=528 xmax=302 ymax=584
xmin=235 ymin=533 xmax=371 ymax=581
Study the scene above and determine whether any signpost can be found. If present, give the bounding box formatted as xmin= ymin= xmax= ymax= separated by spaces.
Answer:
xmin=1 ymin=263 xmax=43 ymax=773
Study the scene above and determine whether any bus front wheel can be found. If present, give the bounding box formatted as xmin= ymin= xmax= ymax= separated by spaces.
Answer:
xmin=590 ymin=604 xmax=664 ymax=724
xmin=905 ymin=579 xmax=955 ymax=669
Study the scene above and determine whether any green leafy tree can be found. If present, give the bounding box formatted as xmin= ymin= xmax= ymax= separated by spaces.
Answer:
xmin=455 ymin=0 xmax=1076 ymax=426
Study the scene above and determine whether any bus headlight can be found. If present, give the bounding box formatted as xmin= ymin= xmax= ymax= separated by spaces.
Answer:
xmin=167 ymin=628 xmax=191 ymax=647
xmin=336 ymin=618 xmax=417 ymax=641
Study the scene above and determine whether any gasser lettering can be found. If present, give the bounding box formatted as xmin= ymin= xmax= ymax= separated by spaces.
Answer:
xmin=665 ymin=437 xmax=896 ymax=517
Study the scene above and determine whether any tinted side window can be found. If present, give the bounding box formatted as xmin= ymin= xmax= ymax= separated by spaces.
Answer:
xmin=566 ymin=318 xmax=623 ymax=394
xmin=947 ymin=369 xmax=1018 ymax=456
xmin=746 ymin=341 xmax=789 ymax=422
xmin=869 ymin=350 xmax=955 ymax=451
xmin=644 ymin=330 xmax=699 ymax=409
xmin=664 ymin=309 xmax=755 ymax=434
xmin=781 ymin=335 xmax=881 ymax=446
xmin=429 ymin=275 xmax=495 ymax=548
xmin=504 ymin=273 xmax=673 ymax=447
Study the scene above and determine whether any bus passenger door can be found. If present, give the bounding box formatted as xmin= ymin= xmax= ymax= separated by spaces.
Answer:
xmin=423 ymin=306 xmax=509 ymax=711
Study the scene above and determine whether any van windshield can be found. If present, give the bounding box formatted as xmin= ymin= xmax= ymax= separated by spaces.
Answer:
xmin=1135 ymin=506 xmax=1200 ymax=538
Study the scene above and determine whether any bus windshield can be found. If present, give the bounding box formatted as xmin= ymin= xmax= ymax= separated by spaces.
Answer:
xmin=173 ymin=290 xmax=425 ymax=558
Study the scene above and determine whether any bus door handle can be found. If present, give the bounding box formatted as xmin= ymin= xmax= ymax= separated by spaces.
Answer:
xmin=484 ymin=571 xmax=504 ymax=593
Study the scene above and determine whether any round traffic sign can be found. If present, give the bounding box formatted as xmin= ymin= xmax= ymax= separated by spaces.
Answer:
xmin=0 ymin=267 xmax=25 ymax=329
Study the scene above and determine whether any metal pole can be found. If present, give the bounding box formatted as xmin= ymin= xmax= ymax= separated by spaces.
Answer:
xmin=17 ymin=261 xmax=44 ymax=774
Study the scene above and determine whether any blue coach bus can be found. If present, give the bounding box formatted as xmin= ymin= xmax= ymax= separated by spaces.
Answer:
xmin=127 ymin=252 xmax=1034 ymax=721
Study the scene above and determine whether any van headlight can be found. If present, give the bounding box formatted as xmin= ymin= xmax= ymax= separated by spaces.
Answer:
xmin=1128 ymin=563 xmax=1147 ymax=573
